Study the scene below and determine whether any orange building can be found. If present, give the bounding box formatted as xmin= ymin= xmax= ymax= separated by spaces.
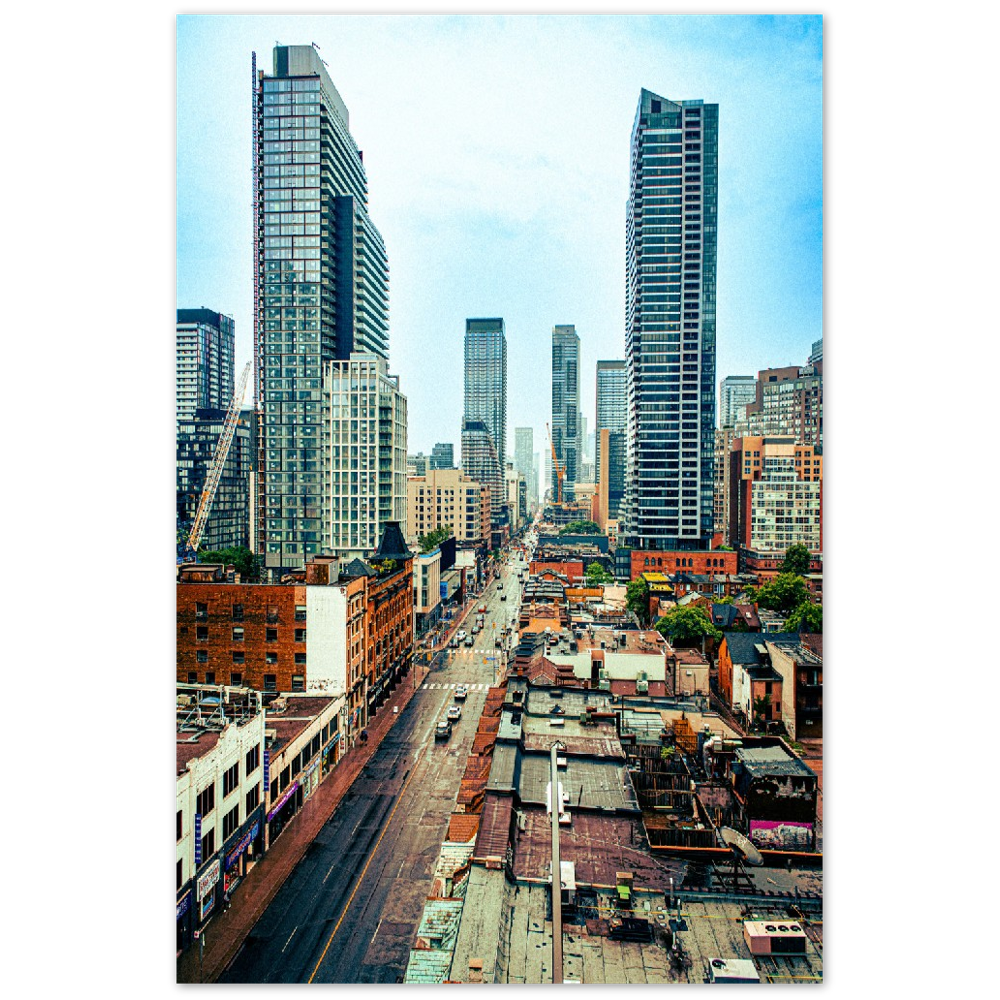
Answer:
xmin=631 ymin=548 xmax=737 ymax=580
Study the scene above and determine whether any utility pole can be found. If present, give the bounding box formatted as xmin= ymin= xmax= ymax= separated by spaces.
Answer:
xmin=550 ymin=742 xmax=563 ymax=984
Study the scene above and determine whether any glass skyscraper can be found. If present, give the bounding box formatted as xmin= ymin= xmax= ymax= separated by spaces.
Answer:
xmin=462 ymin=318 xmax=507 ymax=522
xmin=623 ymin=89 xmax=718 ymax=551
xmin=254 ymin=45 xmax=393 ymax=569
xmin=596 ymin=359 xmax=627 ymax=519
xmin=551 ymin=324 xmax=580 ymax=500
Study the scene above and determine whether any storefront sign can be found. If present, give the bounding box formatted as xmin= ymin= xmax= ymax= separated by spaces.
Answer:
xmin=176 ymin=890 xmax=192 ymax=920
xmin=194 ymin=813 xmax=202 ymax=867
xmin=225 ymin=821 xmax=260 ymax=870
xmin=197 ymin=858 xmax=221 ymax=901
xmin=266 ymin=780 xmax=300 ymax=821
xmin=263 ymin=748 xmax=270 ymax=787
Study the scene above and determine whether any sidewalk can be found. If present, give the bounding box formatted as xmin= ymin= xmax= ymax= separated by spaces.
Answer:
xmin=177 ymin=658 xmax=431 ymax=984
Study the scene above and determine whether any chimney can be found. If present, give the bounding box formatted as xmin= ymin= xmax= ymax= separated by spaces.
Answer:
xmin=468 ymin=959 xmax=484 ymax=984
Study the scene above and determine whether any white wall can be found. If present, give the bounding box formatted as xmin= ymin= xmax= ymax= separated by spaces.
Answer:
xmin=306 ymin=585 xmax=348 ymax=694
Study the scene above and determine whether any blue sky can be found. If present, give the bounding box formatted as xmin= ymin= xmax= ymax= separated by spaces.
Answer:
xmin=177 ymin=14 xmax=822 ymax=458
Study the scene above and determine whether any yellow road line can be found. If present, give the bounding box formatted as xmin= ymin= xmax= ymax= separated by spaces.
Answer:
xmin=307 ymin=753 xmax=423 ymax=983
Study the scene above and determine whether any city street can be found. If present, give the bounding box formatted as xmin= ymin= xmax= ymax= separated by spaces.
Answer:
xmin=219 ymin=546 xmax=527 ymax=984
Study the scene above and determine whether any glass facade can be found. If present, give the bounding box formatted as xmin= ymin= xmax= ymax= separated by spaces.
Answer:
xmin=255 ymin=46 xmax=390 ymax=568
xmin=462 ymin=318 xmax=507 ymax=521
xmin=596 ymin=360 xmax=627 ymax=518
xmin=551 ymin=325 xmax=580 ymax=500
xmin=623 ymin=90 xmax=718 ymax=550
xmin=176 ymin=309 xmax=235 ymax=422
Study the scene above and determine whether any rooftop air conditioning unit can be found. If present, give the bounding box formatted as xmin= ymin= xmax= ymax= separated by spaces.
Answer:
xmin=743 ymin=920 xmax=808 ymax=956
xmin=708 ymin=958 xmax=760 ymax=984
xmin=636 ymin=679 xmax=649 ymax=694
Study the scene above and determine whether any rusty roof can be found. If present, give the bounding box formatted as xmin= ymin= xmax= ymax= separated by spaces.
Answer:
xmin=474 ymin=792 xmax=514 ymax=858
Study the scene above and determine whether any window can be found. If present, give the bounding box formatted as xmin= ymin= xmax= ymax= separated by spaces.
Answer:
xmin=232 ymin=627 xmax=245 ymax=642
xmin=222 ymin=805 xmax=240 ymax=840
xmin=264 ymin=672 xmax=277 ymax=690
xmin=223 ymin=761 xmax=240 ymax=797
xmin=291 ymin=755 xmax=301 ymax=777
xmin=200 ymin=828 xmax=215 ymax=861
xmin=266 ymin=628 xmax=278 ymax=642
xmin=292 ymin=675 xmax=305 ymax=692
xmin=232 ymin=651 xmax=245 ymax=664
xmin=295 ymin=628 xmax=306 ymax=642
xmin=246 ymin=785 xmax=260 ymax=814
xmin=176 ymin=809 xmax=183 ymax=842
xmin=196 ymin=626 xmax=208 ymax=641
xmin=232 ymin=603 xmax=244 ymax=621
xmin=295 ymin=605 xmax=307 ymax=622
xmin=270 ymin=777 xmax=278 ymax=800
xmin=187 ymin=672 xmax=198 ymax=684
xmin=230 ymin=671 xmax=243 ymax=686
xmin=266 ymin=605 xmax=279 ymax=624
xmin=245 ymin=744 xmax=260 ymax=776
xmin=195 ymin=603 xmax=208 ymax=619
xmin=196 ymin=651 xmax=208 ymax=663
xmin=196 ymin=784 xmax=215 ymax=817
xmin=280 ymin=766 xmax=290 ymax=791
xmin=205 ymin=671 xmax=215 ymax=685
xmin=266 ymin=652 xmax=278 ymax=666
xmin=177 ymin=858 xmax=184 ymax=891
xmin=295 ymin=652 xmax=306 ymax=665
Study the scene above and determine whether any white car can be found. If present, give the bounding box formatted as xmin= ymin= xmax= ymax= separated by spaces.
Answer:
xmin=456 ymin=630 xmax=467 ymax=640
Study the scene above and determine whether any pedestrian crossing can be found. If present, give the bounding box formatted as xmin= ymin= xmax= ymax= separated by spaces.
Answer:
xmin=421 ymin=682 xmax=492 ymax=691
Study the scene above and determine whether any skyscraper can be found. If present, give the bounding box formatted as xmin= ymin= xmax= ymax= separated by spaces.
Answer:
xmin=595 ymin=360 xmax=627 ymax=519
xmin=719 ymin=375 xmax=756 ymax=428
xmin=514 ymin=427 xmax=533 ymax=482
xmin=253 ymin=45 xmax=397 ymax=569
xmin=429 ymin=442 xmax=454 ymax=470
xmin=623 ymin=90 xmax=718 ymax=552
xmin=176 ymin=308 xmax=235 ymax=421
xmin=551 ymin=324 xmax=581 ymax=500
xmin=462 ymin=318 xmax=507 ymax=524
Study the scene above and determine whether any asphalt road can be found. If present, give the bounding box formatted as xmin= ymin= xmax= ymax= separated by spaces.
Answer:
xmin=219 ymin=548 xmax=529 ymax=984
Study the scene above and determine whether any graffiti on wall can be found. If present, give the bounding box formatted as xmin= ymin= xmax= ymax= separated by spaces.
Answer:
xmin=749 ymin=819 xmax=813 ymax=850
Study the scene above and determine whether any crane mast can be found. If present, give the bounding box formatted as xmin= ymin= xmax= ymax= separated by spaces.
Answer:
xmin=187 ymin=361 xmax=252 ymax=554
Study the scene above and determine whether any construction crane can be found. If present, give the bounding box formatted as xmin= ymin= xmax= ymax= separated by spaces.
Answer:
xmin=547 ymin=422 xmax=565 ymax=506
xmin=184 ymin=361 xmax=252 ymax=558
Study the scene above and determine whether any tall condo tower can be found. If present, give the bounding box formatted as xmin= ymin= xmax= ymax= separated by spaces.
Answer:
xmin=551 ymin=324 xmax=581 ymax=500
xmin=462 ymin=318 xmax=507 ymax=523
xmin=623 ymin=89 xmax=718 ymax=551
xmin=253 ymin=45 xmax=400 ymax=568
xmin=595 ymin=360 xmax=627 ymax=519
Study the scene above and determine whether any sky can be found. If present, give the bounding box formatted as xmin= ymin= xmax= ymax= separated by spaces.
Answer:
xmin=176 ymin=13 xmax=822 ymax=460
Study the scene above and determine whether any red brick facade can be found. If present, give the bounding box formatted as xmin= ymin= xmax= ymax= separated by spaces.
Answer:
xmin=630 ymin=549 xmax=737 ymax=580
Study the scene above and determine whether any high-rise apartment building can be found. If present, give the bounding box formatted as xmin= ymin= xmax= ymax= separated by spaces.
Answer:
xmin=406 ymin=469 xmax=491 ymax=548
xmin=719 ymin=375 xmax=756 ymax=428
xmin=323 ymin=355 xmax=407 ymax=560
xmin=623 ymin=90 xmax=718 ymax=552
xmin=808 ymin=337 xmax=823 ymax=366
xmin=514 ymin=426 xmax=534 ymax=503
xmin=254 ymin=44 xmax=394 ymax=569
xmin=462 ymin=318 xmax=507 ymax=519
xmin=176 ymin=309 xmax=235 ymax=422
xmin=407 ymin=452 xmax=429 ymax=477
xmin=430 ymin=442 xmax=454 ymax=470
xmin=595 ymin=360 xmax=627 ymax=520
xmin=551 ymin=324 xmax=581 ymax=500
xmin=745 ymin=364 xmax=823 ymax=452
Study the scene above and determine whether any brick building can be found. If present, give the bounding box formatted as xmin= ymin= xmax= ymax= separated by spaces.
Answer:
xmin=631 ymin=548 xmax=737 ymax=581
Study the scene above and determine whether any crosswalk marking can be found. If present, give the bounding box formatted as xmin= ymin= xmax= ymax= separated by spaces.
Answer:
xmin=421 ymin=682 xmax=490 ymax=691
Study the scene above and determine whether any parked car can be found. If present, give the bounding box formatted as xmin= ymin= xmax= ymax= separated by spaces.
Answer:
xmin=464 ymin=635 xmax=474 ymax=646
xmin=479 ymin=605 xmax=487 ymax=613
xmin=449 ymin=637 xmax=459 ymax=648
xmin=435 ymin=720 xmax=452 ymax=741
xmin=456 ymin=630 xmax=467 ymax=640
xmin=454 ymin=685 xmax=468 ymax=700
xmin=447 ymin=705 xmax=462 ymax=722
xmin=498 ymin=582 xmax=503 ymax=590
xmin=501 ymin=594 xmax=507 ymax=601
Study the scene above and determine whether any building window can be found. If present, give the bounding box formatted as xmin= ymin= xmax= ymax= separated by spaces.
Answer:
xmin=280 ymin=766 xmax=290 ymax=792
xmin=232 ymin=603 xmax=244 ymax=621
xmin=233 ymin=627 xmax=245 ymax=642
xmin=264 ymin=673 xmax=277 ymax=691
xmin=196 ymin=651 xmax=208 ymax=663
xmin=223 ymin=762 xmax=240 ymax=798
xmin=291 ymin=755 xmax=301 ymax=778
xmin=187 ymin=672 xmax=198 ymax=684
xmin=292 ymin=675 xmax=305 ymax=692
xmin=266 ymin=652 xmax=278 ymax=665
xmin=295 ymin=605 xmax=307 ymax=622
xmin=232 ymin=651 xmax=245 ymax=664
xmin=195 ymin=603 xmax=208 ymax=619
xmin=245 ymin=744 xmax=260 ymax=776
xmin=295 ymin=628 xmax=306 ymax=643
xmin=177 ymin=858 xmax=184 ymax=891
xmin=177 ymin=809 xmax=183 ymax=842
xmin=230 ymin=671 xmax=243 ymax=686
xmin=205 ymin=671 xmax=215 ymax=685
xmin=295 ymin=652 xmax=306 ymax=665
xmin=222 ymin=805 xmax=240 ymax=840
xmin=200 ymin=829 xmax=215 ymax=861
xmin=196 ymin=784 xmax=215 ymax=817
xmin=196 ymin=626 xmax=208 ymax=641
xmin=266 ymin=628 xmax=278 ymax=642
xmin=246 ymin=785 xmax=260 ymax=815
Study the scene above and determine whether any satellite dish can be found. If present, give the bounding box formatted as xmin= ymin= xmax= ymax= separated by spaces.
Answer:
xmin=719 ymin=827 xmax=764 ymax=867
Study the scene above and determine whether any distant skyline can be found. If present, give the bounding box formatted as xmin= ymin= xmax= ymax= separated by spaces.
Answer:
xmin=177 ymin=14 xmax=822 ymax=456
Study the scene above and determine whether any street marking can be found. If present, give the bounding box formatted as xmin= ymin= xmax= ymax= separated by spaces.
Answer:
xmin=322 ymin=863 xmax=336 ymax=885
xmin=307 ymin=755 xmax=423 ymax=983
xmin=370 ymin=917 xmax=383 ymax=946
xmin=281 ymin=926 xmax=297 ymax=953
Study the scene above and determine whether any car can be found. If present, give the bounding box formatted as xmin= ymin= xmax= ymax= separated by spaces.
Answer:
xmin=498 ymin=582 xmax=503 ymax=590
xmin=447 ymin=705 xmax=462 ymax=721
xmin=435 ymin=720 xmax=452 ymax=741
xmin=464 ymin=635 xmax=474 ymax=646
xmin=449 ymin=636 xmax=459 ymax=648
xmin=479 ymin=605 xmax=487 ymax=613
xmin=456 ymin=630 xmax=467 ymax=640
xmin=501 ymin=594 xmax=507 ymax=601
xmin=454 ymin=685 xmax=468 ymax=700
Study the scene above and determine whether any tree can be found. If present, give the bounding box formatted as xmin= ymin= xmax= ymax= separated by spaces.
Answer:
xmin=782 ymin=543 xmax=812 ymax=576
xmin=625 ymin=577 xmax=651 ymax=625
xmin=418 ymin=524 xmax=452 ymax=553
xmin=654 ymin=605 xmax=722 ymax=645
xmin=751 ymin=695 xmax=772 ymax=731
xmin=716 ymin=595 xmax=734 ymax=605
xmin=197 ymin=545 xmax=259 ymax=579
xmin=585 ymin=561 xmax=613 ymax=585
xmin=755 ymin=573 xmax=811 ymax=614
xmin=785 ymin=599 xmax=823 ymax=634
xmin=559 ymin=520 xmax=602 ymax=536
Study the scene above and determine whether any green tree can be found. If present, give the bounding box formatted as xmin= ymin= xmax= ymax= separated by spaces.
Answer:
xmin=654 ymin=605 xmax=722 ymax=645
xmin=198 ymin=546 xmax=259 ymax=579
xmin=626 ymin=577 xmax=651 ymax=625
xmin=785 ymin=599 xmax=823 ymax=634
xmin=716 ymin=595 xmax=734 ymax=605
xmin=585 ymin=561 xmax=613 ymax=585
xmin=559 ymin=520 xmax=602 ymax=536
xmin=755 ymin=573 xmax=811 ymax=613
xmin=752 ymin=695 xmax=772 ymax=731
xmin=782 ymin=543 xmax=812 ymax=576
xmin=418 ymin=524 xmax=453 ymax=553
